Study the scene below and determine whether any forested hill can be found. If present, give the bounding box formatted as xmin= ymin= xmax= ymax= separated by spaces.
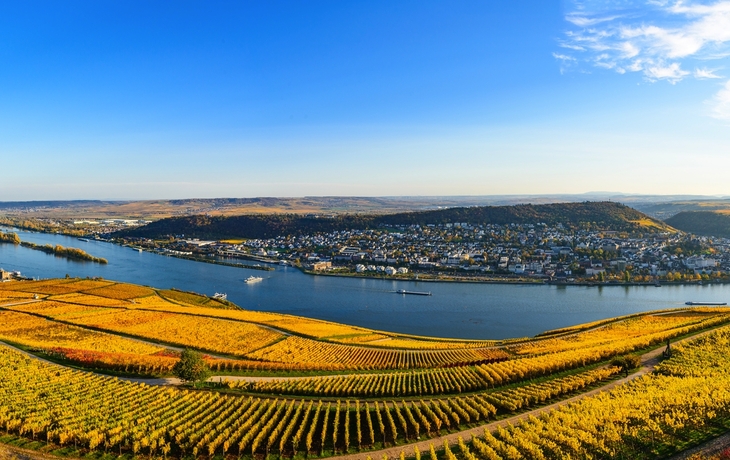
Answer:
xmin=115 ymin=202 xmax=673 ymax=240
xmin=665 ymin=211 xmax=730 ymax=238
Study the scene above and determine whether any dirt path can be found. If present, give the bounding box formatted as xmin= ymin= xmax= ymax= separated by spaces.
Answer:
xmin=0 ymin=444 xmax=57 ymax=460
xmin=0 ymin=299 xmax=40 ymax=308
xmin=669 ymin=431 xmax=730 ymax=459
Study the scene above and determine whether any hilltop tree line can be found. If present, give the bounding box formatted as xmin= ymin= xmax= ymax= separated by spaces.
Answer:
xmin=115 ymin=202 xmax=671 ymax=240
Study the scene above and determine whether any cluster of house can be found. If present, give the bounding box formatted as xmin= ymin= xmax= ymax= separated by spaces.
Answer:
xmin=120 ymin=222 xmax=730 ymax=281
xmin=218 ymin=223 xmax=730 ymax=280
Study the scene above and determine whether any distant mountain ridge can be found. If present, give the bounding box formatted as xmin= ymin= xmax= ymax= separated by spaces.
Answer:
xmin=115 ymin=202 xmax=673 ymax=240
xmin=665 ymin=211 xmax=730 ymax=238
xmin=0 ymin=200 xmax=109 ymax=210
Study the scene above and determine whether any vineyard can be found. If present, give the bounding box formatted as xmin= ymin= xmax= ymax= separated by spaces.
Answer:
xmin=0 ymin=345 xmax=623 ymax=458
xmin=454 ymin=326 xmax=730 ymax=460
xmin=0 ymin=310 xmax=164 ymax=356
xmin=0 ymin=277 xmax=730 ymax=460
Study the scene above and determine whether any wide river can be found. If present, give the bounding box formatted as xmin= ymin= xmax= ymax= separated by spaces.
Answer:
xmin=2 ymin=227 xmax=729 ymax=340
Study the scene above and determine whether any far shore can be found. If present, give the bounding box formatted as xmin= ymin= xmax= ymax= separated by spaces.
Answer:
xmin=300 ymin=268 xmax=730 ymax=288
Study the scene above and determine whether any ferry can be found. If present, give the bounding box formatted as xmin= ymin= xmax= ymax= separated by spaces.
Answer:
xmin=77 ymin=238 xmax=90 ymax=242
xmin=396 ymin=289 xmax=432 ymax=296
xmin=212 ymin=292 xmax=227 ymax=301
xmin=244 ymin=276 xmax=264 ymax=284
xmin=685 ymin=301 xmax=727 ymax=306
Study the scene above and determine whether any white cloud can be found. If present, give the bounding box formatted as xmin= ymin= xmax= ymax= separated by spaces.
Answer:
xmin=711 ymin=79 xmax=730 ymax=120
xmin=645 ymin=62 xmax=690 ymax=82
xmin=695 ymin=67 xmax=723 ymax=78
xmin=558 ymin=1 xmax=730 ymax=83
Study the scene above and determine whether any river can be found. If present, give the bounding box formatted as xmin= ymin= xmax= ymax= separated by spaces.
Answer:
xmin=1 ymin=227 xmax=729 ymax=340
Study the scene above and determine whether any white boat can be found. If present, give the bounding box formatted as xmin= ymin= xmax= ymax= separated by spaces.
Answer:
xmin=244 ymin=276 xmax=263 ymax=284
xmin=213 ymin=292 xmax=227 ymax=300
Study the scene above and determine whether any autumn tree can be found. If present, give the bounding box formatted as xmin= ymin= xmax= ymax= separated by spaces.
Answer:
xmin=173 ymin=349 xmax=210 ymax=386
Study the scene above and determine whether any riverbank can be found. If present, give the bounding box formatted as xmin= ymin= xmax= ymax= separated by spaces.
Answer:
xmin=301 ymin=267 xmax=729 ymax=288
xmin=154 ymin=252 xmax=274 ymax=271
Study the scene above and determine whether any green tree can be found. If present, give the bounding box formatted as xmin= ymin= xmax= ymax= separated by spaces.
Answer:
xmin=173 ymin=349 xmax=210 ymax=386
xmin=610 ymin=355 xmax=641 ymax=377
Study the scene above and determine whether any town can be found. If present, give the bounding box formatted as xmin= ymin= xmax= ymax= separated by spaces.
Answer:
xmin=120 ymin=222 xmax=730 ymax=284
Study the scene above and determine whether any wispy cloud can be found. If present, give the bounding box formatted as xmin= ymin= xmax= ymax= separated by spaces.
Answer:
xmin=565 ymin=14 xmax=624 ymax=27
xmin=711 ymin=79 xmax=730 ymax=120
xmin=553 ymin=52 xmax=576 ymax=61
xmin=695 ymin=67 xmax=723 ymax=78
xmin=558 ymin=1 xmax=730 ymax=118
xmin=645 ymin=62 xmax=690 ymax=82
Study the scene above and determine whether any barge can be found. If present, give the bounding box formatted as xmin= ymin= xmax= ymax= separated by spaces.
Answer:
xmin=396 ymin=289 xmax=432 ymax=296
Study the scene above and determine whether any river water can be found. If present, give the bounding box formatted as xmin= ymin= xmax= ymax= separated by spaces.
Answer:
xmin=2 ymin=227 xmax=729 ymax=340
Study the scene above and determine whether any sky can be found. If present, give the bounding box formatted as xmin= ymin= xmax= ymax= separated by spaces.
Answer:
xmin=1 ymin=0 xmax=730 ymax=200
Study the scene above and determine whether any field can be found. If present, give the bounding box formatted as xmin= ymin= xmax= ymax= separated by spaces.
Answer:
xmin=0 ymin=277 xmax=730 ymax=460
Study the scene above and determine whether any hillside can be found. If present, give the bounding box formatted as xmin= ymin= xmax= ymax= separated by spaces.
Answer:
xmin=665 ymin=211 xmax=730 ymax=238
xmin=1 ymin=278 xmax=730 ymax=460
xmin=115 ymin=201 xmax=673 ymax=239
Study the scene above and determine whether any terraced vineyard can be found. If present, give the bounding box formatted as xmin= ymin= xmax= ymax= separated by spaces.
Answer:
xmin=1 ymin=277 xmax=729 ymax=460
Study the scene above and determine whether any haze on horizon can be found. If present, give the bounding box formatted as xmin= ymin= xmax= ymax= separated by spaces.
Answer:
xmin=2 ymin=1 xmax=730 ymax=201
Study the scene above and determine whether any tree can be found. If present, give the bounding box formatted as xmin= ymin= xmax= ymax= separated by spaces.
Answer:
xmin=173 ymin=349 xmax=210 ymax=386
xmin=0 ymin=232 xmax=21 ymax=244
xmin=610 ymin=355 xmax=641 ymax=377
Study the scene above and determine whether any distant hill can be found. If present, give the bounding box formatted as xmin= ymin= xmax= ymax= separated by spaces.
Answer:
xmin=665 ymin=211 xmax=730 ymax=238
xmin=631 ymin=199 xmax=730 ymax=220
xmin=0 ymin=200 xmax=108 ymax=210
xmin=115 ymin=202 xmax=673 ymax=240
xmin=4 ymin=195 xmax=729 ymax=220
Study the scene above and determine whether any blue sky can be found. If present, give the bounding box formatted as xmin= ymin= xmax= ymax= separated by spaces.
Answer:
xmin=1 ymin=0 xmax=729 ymax=200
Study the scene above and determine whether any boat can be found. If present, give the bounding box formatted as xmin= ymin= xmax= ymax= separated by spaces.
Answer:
xmin=77 ymin=238 xmax=89 ymax=242
xmin=244 ymin=276 xmax=263 ymax=284
xmin=685 ymin=301 xmax=727 ymax=306
xmin=396 ymin=289 xmax=432 ymax=296
xmin=279 ymin=260 xmax=290 ymax=266
xmin=212 ymin=292 xmax=227 ymax=300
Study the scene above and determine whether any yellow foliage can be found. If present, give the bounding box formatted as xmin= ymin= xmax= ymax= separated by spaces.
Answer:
xmin=0 ymin=310 xmax=163 ymax=355
xmin=82 ymin=282 xmax=156 ymax=300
